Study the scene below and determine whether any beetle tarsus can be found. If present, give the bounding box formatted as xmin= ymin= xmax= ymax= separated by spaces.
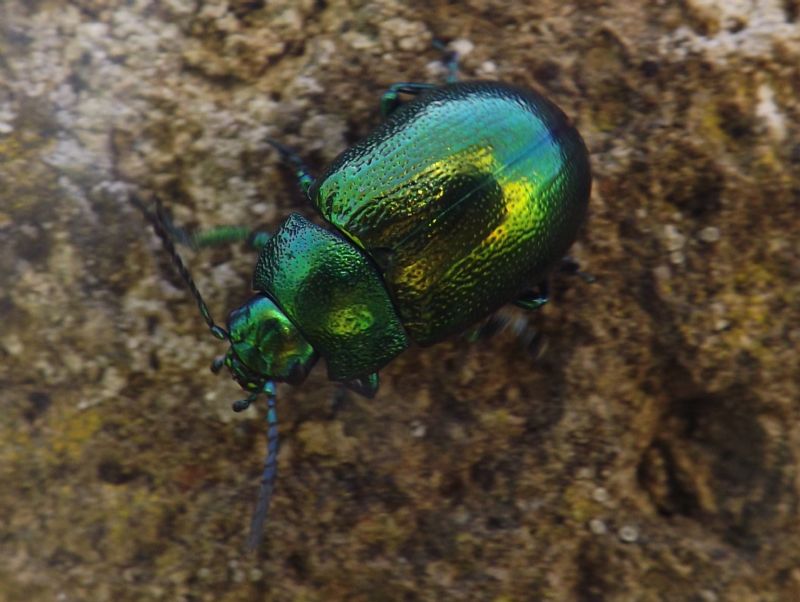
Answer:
xmin=471 ymin=309 xmax=545 ymax=357
xmin=380 ymin=83 xmax=438 ymax=117
xmin=343 ymin=373 xmax=380 ymax=398
xmin=514 ymin=282 xmax=549 ymax=311
xmin=559 ymin=256 xmax=595 ymax=283
xmin=210 ymin=356 xmax=226 ymax=373
xmin=232 ymin=393 xmax=257 ymax=413
xmin=265 ymin=137 xmax=315 ymax=194
xmin=432 ymin=38 xmax=460 ymax=83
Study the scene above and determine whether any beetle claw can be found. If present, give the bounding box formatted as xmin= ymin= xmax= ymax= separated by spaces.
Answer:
xmin=210 ymin=355 xmax=226 ymax=374
xmin=232 ymin=400 xmax=250 ymax=412
xmin=232 ymin=393 xmax=257 ymax=412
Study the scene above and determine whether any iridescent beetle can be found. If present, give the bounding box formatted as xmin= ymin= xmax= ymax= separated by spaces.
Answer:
xmin=135 ymin=56 xmax=591 ymax=549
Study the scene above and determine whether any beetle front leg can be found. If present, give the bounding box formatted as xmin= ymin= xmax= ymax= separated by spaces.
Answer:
xmin=142 ymin=196 xmax=272 ymax=252
xmin=184 ymin=225 xmax=271 ymax=251
xmin=165 ymin=221 xmax=271 ymax=252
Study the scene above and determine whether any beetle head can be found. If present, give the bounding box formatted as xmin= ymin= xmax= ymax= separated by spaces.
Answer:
xmin=221 ymin=294 xmax=318 ymax=390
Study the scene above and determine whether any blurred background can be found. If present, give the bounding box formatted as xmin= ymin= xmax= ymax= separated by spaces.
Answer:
xmin=1 ymin=1 xmax=798 ymax=600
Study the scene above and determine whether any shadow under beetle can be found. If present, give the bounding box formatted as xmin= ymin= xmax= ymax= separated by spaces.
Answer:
xmin=134 ymin=58 xmax=591 ymax=550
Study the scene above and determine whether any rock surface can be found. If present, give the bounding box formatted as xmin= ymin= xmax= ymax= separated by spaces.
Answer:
xmin=1 ymin=1 xmax=798 ymax=600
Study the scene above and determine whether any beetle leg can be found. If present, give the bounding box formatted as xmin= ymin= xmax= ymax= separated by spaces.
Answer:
xmin=342 ymin=372 xmax=380 ymax=398
xmin=467 ymin=308 xmax=545 ymax=357
xmin=137 ymin=196 xmax=271 ymax=252
xmin=265 ymin=137 xmax=315 ymax=195
xmin=432 ymin=39 xmax=459 ymax=83
xmin=380 ymin=83 xmax=439 ymax=117
xmin=514 ymin=281 xmax=549 ymax=311
xmin=188 ymin=226 xmax=271 ymax=251
xmin=153 ymin=204 xmax=271 ymax=252
xmin=379 ymin=43 xmax=460 ymax=116
xmin=558 ymin=256 xmax=595 ymax=283
xmin=514 ymin=257 xmax=593 ymax=311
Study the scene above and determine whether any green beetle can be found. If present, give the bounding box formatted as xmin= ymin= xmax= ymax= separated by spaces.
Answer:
xmin=231 ymin=81 xmax=589 ymax=394
xmin=136 ymin=76 xmax=590 ymax=549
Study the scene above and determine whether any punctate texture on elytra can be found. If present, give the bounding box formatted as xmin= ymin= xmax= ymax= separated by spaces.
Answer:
xmin=310 ymin=82 xmax=591 ymax=348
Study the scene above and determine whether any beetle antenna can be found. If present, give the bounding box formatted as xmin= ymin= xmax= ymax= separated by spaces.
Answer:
xmin=131 ymin=195 xmax=228 ymax=341
xmin=247 ymin=381 xmax=279 ymax=551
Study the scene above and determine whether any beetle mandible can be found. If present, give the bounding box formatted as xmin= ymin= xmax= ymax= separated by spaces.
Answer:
xmin=135 ymin=58 xmax=591 ymax=549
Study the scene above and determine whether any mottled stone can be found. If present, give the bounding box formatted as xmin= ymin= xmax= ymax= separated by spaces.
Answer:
xmin=1 ymin=0 xmax=799 ymax=601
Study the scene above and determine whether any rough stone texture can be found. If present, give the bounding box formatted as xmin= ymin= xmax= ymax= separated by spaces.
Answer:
xmin=1 ymin=1 xmax=798 ymax=600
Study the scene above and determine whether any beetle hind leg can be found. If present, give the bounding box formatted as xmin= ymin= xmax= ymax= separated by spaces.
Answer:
xmin=379 ymin=42 xmax=461 ymax=117
xmin=432 ymin=39 xmax=459 ymax=83
xmin=380 ymin=83 xmax=439 ymax=117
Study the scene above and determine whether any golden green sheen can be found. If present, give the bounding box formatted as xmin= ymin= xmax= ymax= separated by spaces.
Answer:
xmin=311 ymin=82 xmax=591 ymax=344
xmin=253 ymin=214 xmax=409 ymax=380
